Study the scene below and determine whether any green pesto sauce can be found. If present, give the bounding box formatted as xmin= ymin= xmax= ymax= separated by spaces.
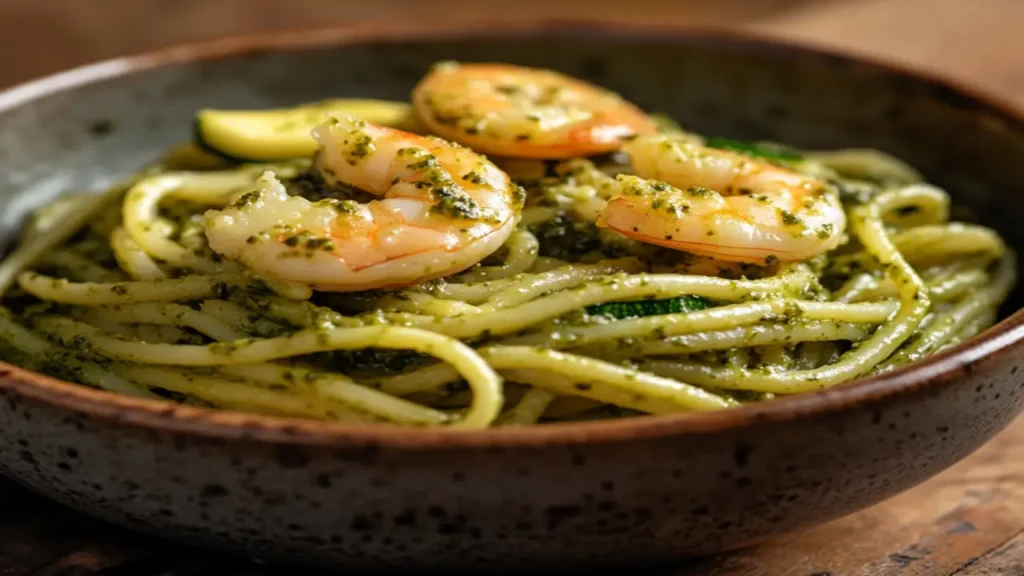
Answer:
xmin=586 ymin=295 xmax=710 ymax=320
xmin=510 ymin=183 xmax=527 ymax=210
xmin=779 ymin=209 xmax=803 ymax=226
xmin=326 ymin=199 xmax=361 ymax=215
xmin=330 ymin=348 xmax=430 ymax=377
xmin=429 ymin=186 xmax=485 ymax=220
xmin=461 ymin=170 xmax=487 ymax=185
xmin=528 ymin=214 xmax=604 ymax=260
xmin=616 ymin=175 xmax=696 ymax=216
xmin=232 ymin=190 xmax=262 ymax=210
xmin=343 ymin=133 xmax=376 ymax=166
xmin=830 ymin=178 xmax=880 ymax=205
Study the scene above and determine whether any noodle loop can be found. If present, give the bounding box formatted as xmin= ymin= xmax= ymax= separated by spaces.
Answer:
xmin=0 ymin=65 xmax=1012 ymax=428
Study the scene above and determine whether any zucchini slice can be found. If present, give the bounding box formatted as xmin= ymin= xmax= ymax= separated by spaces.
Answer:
xmin=161 ymin=142 xmax=233 ymax=170
xmin=193 ymin=99 xmax=423 ymax=162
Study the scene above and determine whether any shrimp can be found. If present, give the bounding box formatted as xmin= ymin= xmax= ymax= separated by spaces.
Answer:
xmin=596 ymin=135 xmax=846 ymax=263
xmin=203 ymin=116 xmax=523 ymax=291
xmin=412 ymin=62 xmax=656 ymax=159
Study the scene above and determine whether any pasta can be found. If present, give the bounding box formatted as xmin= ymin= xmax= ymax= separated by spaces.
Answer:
xmin=0 ymin=62 xmax=1013 ymax=429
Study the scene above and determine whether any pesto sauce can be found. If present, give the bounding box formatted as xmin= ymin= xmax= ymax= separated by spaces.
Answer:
xmin=586 ymin=295 xmax=710 ymax=320
xmin=528 ymin=214 xmax=604 ymax=260
xmin=429 ymin=186 xmax=484 ymax=220
xmin=283 ymin=169 xmax=374 ymax=203
xmin=330 ymin=348 xmax=430 ymax=377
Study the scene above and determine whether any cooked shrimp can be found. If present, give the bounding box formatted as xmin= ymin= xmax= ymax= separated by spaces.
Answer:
xmin=204 ymin=116 xmax=523 ymax=291
xmin=412 ymin=62 xmax=656 ymax=159
xmin=596 ymin=135 xmax=846 ymax=263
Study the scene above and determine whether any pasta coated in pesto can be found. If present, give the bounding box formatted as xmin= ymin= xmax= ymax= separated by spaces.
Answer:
xmin=0 ymin=62 xmax=1013 ymax=429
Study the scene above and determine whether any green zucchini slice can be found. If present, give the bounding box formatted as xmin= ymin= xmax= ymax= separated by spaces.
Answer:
xmin=193 ymin=99 xmax=422 ymax=162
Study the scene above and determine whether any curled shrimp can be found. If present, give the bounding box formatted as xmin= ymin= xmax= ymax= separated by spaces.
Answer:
xmin=204 ymin=117 xmax=523 ymax=291
xmin=596 ymin=135 xmax=846 ymax=263
xmin=412 ymin=62 xmax=656 ymax=159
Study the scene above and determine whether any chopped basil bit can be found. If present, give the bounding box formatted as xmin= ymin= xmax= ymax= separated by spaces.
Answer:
xmin=430 ymin=186 xmax=484 ymax=220
xmin=461 ymin=170 xmax=487 ymax=185
xmin=779 ymin=210 xmax=802 ymax=226
xmin=706 ymin=137 xmax=803 ymax=162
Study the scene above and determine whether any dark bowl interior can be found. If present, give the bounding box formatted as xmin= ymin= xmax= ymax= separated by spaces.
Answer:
xmin=0 ymin=23 xmax=1023 ymax=571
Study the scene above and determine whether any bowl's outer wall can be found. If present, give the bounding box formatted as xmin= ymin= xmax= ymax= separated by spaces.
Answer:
xmin=0 ymin=31 xmax=1023 ymax=570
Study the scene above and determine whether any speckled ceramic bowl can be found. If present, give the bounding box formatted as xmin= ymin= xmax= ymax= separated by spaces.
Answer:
xmin=0 ymin=21 xmax=1022 ymax=572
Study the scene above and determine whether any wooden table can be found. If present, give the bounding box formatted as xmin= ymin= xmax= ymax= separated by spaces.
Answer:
xmin=1 ymin=0 xmax=1022 ymax=573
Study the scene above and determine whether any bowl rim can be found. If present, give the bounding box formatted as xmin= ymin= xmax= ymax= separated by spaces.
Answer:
xmin=1 ymin=18 xmax=1022 ymax=449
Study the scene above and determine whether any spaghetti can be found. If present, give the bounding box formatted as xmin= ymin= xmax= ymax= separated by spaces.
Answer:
xmin=0 ymin=63 xmax=1013 ymax=429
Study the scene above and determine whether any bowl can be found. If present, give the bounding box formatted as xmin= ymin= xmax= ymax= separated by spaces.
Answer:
xmin=0 ymin=20 xmax=1022 ymax=572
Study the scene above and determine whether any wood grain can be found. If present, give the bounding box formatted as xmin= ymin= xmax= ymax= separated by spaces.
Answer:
xmin=0 ymin=0 xmax=1021 ymax=574
xmin=667 ymin=418 xmax=1024 ymax=576
xmin=951 ymin=533 xmax=1024 ymax=575
xmin=2 ymin=0 xmax=1024 ymax=100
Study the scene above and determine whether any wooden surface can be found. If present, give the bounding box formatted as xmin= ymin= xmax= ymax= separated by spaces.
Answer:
xmin=1 ymin=0 xmax=1023 ymax=99
xmin=1 ymin=0 xmax=1023 ymax=574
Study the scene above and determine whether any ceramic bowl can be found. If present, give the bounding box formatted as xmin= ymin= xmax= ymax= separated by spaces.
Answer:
xmin=0 ymin=21 xmax=1022 ymax=572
